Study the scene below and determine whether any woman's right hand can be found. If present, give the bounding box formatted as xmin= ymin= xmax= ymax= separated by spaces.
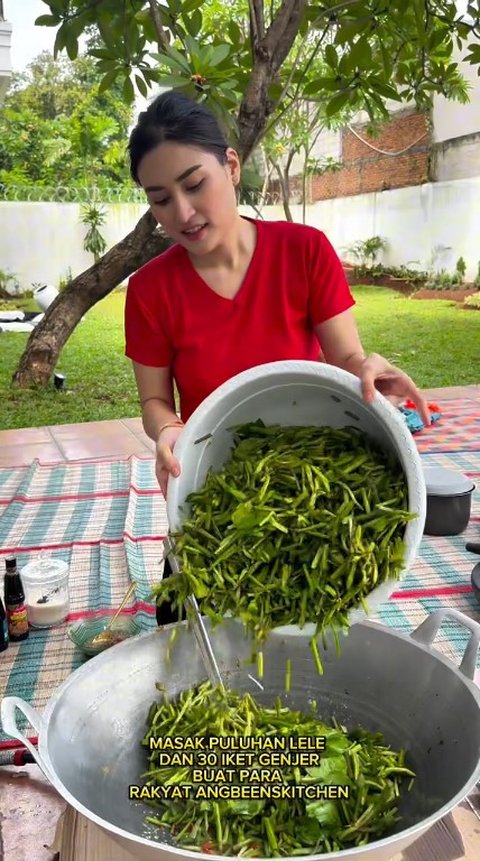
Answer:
xmin=155 ymin=425 xmax=184 ymax=497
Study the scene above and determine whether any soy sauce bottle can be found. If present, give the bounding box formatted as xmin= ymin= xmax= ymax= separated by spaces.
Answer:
xmin=0 ymin=592 xmax=8 ymax=651
xmin=4 ymin=557 xmax=29 ymax=642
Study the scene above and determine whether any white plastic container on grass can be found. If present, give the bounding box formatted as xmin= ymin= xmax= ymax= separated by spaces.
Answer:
xmin=167 ymin=360 xmax=427 ymax=634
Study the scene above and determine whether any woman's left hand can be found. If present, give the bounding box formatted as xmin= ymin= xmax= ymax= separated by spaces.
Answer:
xmin=358 ymin=353 xmax=431 ymax=426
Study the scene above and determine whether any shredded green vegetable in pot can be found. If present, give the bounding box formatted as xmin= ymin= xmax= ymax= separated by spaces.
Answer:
xmin=154 ymin=422 xmax=415 ymax=641
xmin=140 ymin=681 xmax=415 ymax=856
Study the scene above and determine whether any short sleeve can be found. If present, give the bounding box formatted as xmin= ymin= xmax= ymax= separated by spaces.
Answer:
xmin=307 ymin=230 xmax=355 ymax=325
xmin=124 ymin=271 xmax=173 ymax=367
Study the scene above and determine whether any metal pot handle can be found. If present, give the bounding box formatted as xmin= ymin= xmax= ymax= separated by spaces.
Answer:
xmin=410 ymin=609 xmax=480 ymax=680
xmin=1 ymin=696 xmax=53 ymax=781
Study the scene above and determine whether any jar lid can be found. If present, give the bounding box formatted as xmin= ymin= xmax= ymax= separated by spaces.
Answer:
xmin=423 ymin=466 xmax=475 ymax=497
xmin=21 ymin=554 xmax=69 ymax=584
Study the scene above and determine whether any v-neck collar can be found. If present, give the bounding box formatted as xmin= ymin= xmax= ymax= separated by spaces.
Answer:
xmin=182 ymin=217 xmax=261 ymax=304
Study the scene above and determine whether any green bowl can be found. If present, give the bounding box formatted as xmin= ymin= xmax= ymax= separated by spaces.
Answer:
xmin=68 ymin=614 xmax=144 ymax=656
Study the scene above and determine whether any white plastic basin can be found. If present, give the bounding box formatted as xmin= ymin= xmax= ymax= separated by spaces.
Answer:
xmin=167 ymin=361 xmax=427 ymax=632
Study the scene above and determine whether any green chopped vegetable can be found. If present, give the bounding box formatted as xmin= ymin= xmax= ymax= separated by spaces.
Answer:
xmin=154 ymin=422 xmax=415 ymax=642
xmin=140 ymin=681 xmax=415 ymax=856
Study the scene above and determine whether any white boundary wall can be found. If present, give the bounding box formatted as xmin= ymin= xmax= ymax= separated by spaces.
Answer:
xmin=0 ymin=177 xmax=478 ymax=292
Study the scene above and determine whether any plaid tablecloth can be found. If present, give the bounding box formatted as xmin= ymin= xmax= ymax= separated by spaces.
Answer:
xmin=0 ymin=396 xmax=479 ymax=742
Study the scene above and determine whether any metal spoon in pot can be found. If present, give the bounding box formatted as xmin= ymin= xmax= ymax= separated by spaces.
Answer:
xmin=89 ymin=582 xmax=137 ymax=648
xmin=163 ymin=536 xmax=225 ymax=689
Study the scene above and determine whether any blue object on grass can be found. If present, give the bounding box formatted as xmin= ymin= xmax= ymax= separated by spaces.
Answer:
xmin=399 ymin=407 xmax=442 ymax=434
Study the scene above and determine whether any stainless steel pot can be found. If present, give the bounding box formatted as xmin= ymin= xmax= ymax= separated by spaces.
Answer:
xmin=2 ymin=609 xmax=480 ymax=861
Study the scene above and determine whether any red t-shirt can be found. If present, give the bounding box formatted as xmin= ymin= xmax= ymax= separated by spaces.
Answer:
xmin=125 ymin=218 xmax=354 ymax=422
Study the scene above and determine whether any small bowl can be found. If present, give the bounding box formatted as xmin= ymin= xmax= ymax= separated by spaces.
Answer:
xmin=68 ymin=615 xmax=143 ymax=656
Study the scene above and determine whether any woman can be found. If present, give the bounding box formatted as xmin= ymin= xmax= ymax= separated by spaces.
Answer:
xmin=125 ymin=90 xmax=429 ymax=500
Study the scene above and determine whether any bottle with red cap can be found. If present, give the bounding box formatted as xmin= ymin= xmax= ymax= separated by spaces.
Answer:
xmin=4 ymin=556 xmax=29 ymax=642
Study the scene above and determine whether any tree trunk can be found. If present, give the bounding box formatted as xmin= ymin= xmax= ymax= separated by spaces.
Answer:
xmin=273 ymin=162 xmax=293 ymax=222
xmin=237 ymin=0 xmax=306 ymax=161
xmin=12 ymin=210 xmax=168 ymax=388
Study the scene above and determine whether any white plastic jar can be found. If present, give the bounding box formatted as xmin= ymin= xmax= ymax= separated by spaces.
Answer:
xmin=21 ymin=555 xmax=70 ymax=628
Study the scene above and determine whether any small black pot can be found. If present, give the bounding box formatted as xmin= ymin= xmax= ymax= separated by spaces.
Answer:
xmin=423 ymin=466 xmax=475 ymax=537
xmin=472 ymin=562 xmax=480 ymax=606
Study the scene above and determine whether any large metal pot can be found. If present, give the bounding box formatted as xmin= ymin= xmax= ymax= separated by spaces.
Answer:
xmin=2 ymin=609 xmax=480 ymax=861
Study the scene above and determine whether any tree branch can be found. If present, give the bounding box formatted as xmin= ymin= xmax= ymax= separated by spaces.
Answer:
xmin=249 ymin=0 xmax=265 ymax=44
xmin=147 ymin=0 xmax=170 ymax=51
xmin=263 ymin=0 xmax=306 ymax=73
xmin=273 ymin=161 xmax=294 ymax=222
xmin=264 ymin=24 xmax=330 ymax=140
xmin=260 ymin=154 xmax=274 ymax=204
xmin=237 ymin=0 xmax=307 ymax=161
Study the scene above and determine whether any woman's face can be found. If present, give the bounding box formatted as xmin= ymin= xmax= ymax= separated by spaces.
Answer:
xmin=137 ymin=141 xmax=240 ymax=255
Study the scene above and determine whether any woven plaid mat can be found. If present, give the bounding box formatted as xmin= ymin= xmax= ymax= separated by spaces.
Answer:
xmin=0 ymin=406 xmax=479 ymax=742
xmin=414 ymin=395 xmax=480 ymax=453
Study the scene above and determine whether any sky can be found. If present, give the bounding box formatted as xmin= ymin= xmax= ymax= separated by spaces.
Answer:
xmin=4 ymin=0 xmax=56 ymax=72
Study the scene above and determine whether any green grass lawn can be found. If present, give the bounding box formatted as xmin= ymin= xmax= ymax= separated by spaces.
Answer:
xmin=0 ymin=286 xmax=478 ymax=430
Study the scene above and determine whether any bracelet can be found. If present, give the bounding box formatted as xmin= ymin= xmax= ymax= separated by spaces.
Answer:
xmin=158 ymin=421 xmax=184 ymax=437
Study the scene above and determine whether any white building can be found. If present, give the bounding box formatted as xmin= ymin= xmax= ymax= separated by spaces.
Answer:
xmin=431 ymin=37 xmax=480 ymax=180
xmin=0 ymin=1 xmax=12 ymax=104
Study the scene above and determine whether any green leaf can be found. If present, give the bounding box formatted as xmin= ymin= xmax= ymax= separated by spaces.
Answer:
xmin=322 ymin=733 xmax=350 ymax=756
xmin=157 ymin=73 xmax=191 ymax=88
xmin=349 ymin=37 xmax=372 ymax=69
xmin=96 ymin=13 xmax=118 ymax=50
xmin=368 ymin=77 xmax=403 ymax=101
xmin=143 ymin=67 xmax=160 ymax=83
xmin=306 ymin=756 xmax=348 ymax=784
xmin=378 ymin=37 xmax=393 ymax=79
xmin=208 ymin=44 xmax=231 ymax=68
xmin=89 ymin=49 xmax=116 ymax=60
xmin=195 ymin=580 xmax=210 ymax=598
xmin=296 ymin=816 xmax=321 ymax=844
xmin=122 ymin=76 xmax=135 ymax=103
xmin=303 ymin=76 xmax=342 ymax=95
xmin=98 ymin=69 xmax=119 ymax=94
xmin=182 ymin=33 xmax=200 ymax=58
xmin=125 ymin=21 xmax=140 ymax=57
xmin=228 ymin=20 xmax=243 ymax=47
xmin=180 ymin=0 xmax=204 ymax=11
xmin=166 ymin=44 xmax=192 ymax=73
xmin=428 ymin=26 xmax=449 ymax=53
xmin=325 ymin=90 xmax=351 ymax=117
xmin=465 ymin=43 xmax=480 ymax=65
xmin=188 ymin=9 xmax=203 ymax=38
xmin=96 ymin=59 xmax=118 ymax=72
xmin=325 ymin=44 xmax=338 ymax=69
xmin=53 ymin=25 xmax=67 ymax=58
xmin=135 ymin=75 xmax=149 ymax=98
xmin=151 ymin=52 xmax=191 ymax=75
xmin=232 ymin=502 xmax=266 ymax=531
xmin=305 ymin=799 xmax=341 ymax=828
xmin=65 ymin=31 xmax=79 ymax=61
xmin=218 ymin=87 xmax=240 ymax=106
xmin=334 ymin=22 xmax=363 ymax=46
xmin=268 ymin=82 xmax=285 ymax=103
xmin=34 ymin=15 xmax=60 ymax=26
xmin=227 ymin=799 xmax=264 ymax=816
